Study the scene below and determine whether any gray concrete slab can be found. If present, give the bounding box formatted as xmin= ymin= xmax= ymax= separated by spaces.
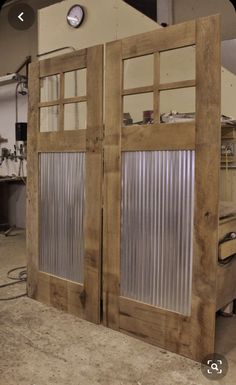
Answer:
xmin=0 ymin=230 xmax=236 ymax=385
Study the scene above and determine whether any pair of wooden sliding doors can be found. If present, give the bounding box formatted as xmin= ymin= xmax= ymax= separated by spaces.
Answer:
xmin=28 ymin=15 xmax=221 ymax=361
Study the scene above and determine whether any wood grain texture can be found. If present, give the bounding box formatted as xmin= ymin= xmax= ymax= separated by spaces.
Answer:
xmin=159 ymin=79 xmax=196 ymax=91
xmin=104 ymin=24 xmax=196 ymax=356
xmin=154 ymin=52 xmax=160 ymax=123
xmin=37 ymin=271 xmax=85 ymax=317
xmin=103 ymin=41 xmax=123 ymax=329
xmin=27 ymin=62 xmax=40 ymax=298
xmin=84 ymin=45 xmax=103 ymax=324
xmin=39 ymin=96 xmax=87 ymax=108
xmin=217 ymin=260 xmax=236 ymax=310
xmin=123 ymin=85 xmax=153 ymax=96
xmin=39 ymin=100 xmax=59 ymax=108
xmin=122 ymin=20 xmax=196 ymax=59
xmin=219 ymin=239 xmax=236 ymax=260
xmin=28 ymin=46 xmax=103 ymax=324
xmin=120 ymin=297 xmax=190 ymax=354
xmin=219 ymin=216 xmax=236 ymax=240
xmin=39 ymin=49 xmax=87 ymax=77
xmin=104 ymin=16 xmax=221 ymax=362
xmin=37 ymin=131 xmax=86 ymax=152
xmin=221 ymin=126 xmax=236 ymax=139
xmin=59 ymin=72 xmax=65 ymax=131
xmin=121 ymin=122 xmax=196 ymax=151
xmin=191 ymin=14 xmax=221 ymax=361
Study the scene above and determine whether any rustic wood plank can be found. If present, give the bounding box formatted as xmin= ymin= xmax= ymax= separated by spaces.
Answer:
xmin=63 ymin=96 xmax=87 ymax=104
xmin=219 ymin=216 xmax=236 ymax=240
xmin=221 ymin=126 xmax=236 ymax=140
xmin=121 ymin=122 xmax=196 ymax=151
xmin=39 ymin=96 xmax=87 ymax=108
xmin=122 ymin=85 xmax=153 ymax=96
xmin=50 ymin=274 xmax=68 ymax=312
xmin=84 ymin=45 xmax=103 ymax=324
xmin=216 ymin=260 xmax=236 ymax=310
xmin=119 ymin=297 xmax=187 ymax=325
xmin=219 ymin=239 xmax=236 ymax=260
xmin=122 ymin=20 xmax=196 ymax=59
xmin=27 ymin=62 xmax=40 ymax=298
xmin=159 ymin=79 xmax=196 ymax=91
xmin=39 ymin=100 xmax=59 ymax=108
xmin=119 ymin=297 xmax=191 ymax=355
xmin=29 ymin=45 xmax=103 ymax=324
xmin=191 ymin=14 xmax=221 ymax=361
xmin=122 ymin=78 xmax=193 ymax=99
xmin=59 ymin=72 xmax=65 ymax=131
xmin=40 ymin=49 xmax=87 ymax=77
xmin=154 ymin=52 xmax=160 ymax=123
xmin=37 ymin=131 xmax=86 ymax=152
xmin=37 ymin=271 xmax=50 ymax=306
xmin=120 ymin=314 xmax=165 ymax=346
xmin=37 ymin=271 xmax=85 ymax=317
xmin=103 ymin=40 xmax=123 ymax=329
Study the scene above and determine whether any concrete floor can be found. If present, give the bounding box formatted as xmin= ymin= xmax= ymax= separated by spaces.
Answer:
xmin=1 ymin=230 xmax=236 ymax=385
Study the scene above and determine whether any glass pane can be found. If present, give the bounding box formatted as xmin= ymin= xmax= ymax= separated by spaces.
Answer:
xmin=123 ymin=93 xmax=153 ymax=126
xmin=160 ymin=46 xmax=195 ymax=84
xmin=40 ymin=106 xmax=59 ymax=132
xmin=65 ymin=69 xmax=87 ymax=98
xmin=64 ymin=102 xmax=87 ymax=130
xmin=40 ymin=75 xmax=60 ymax=102
xmin=160 ymin=88 xmax=195 ymax=121
xmin=123 ymin=55 xmax=153 ymax=89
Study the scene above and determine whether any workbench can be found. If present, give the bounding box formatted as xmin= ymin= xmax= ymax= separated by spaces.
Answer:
xmin=0 ymin=176 xmax=26 ymax=232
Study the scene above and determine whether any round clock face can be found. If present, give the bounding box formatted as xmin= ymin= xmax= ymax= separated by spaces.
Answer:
xmin=67 ymin=5 xmax=85 ymax=28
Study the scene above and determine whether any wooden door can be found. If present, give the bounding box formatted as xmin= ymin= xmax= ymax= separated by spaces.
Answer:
xmin=103 ymin=16 xmax=221 ymax=361
xmin=27 ymin=46 xmax=103 ymax=323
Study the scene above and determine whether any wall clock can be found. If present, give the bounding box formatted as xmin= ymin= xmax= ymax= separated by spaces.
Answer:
xmin=67 ymin=5 xmax=85 ymax=28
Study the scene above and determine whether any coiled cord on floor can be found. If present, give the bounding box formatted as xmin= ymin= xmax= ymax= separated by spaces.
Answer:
xmin=0 ymin=266 xmax=27 ymax=301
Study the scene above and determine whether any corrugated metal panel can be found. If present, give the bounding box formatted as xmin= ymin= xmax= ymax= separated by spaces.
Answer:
xmin=39 ymin=153 xmax=85 ymax=283
xmin=121 ymin=151 xmax=195 ymax=315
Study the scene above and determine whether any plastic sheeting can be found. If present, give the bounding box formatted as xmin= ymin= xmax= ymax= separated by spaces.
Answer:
xmin=39 ymin=152 xmax=85 ymax=283
xmin=121 ymin=151 xmax=195 ymax=315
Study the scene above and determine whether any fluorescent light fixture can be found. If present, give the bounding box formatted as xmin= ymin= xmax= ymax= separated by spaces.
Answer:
xmin=0 ymin=73 xmax=27 ymax=86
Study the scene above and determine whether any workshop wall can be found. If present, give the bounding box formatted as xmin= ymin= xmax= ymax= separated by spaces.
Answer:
xmin=0 ymin=0 xmax=60 ymax=229
xmin=38 ymin=0 xmax=236 ymax=121
xmin=0 ymin=0 xmax=60 ymax=76
xmin=0 ymin=84 xmax=27 ymax=228
xmin=0 ymin=84 xmax=27 ymax=177
xmin=38 ymin=0 xmax=160 ymax=56
xmin=173 ymin=0 xmax=236 ymax=40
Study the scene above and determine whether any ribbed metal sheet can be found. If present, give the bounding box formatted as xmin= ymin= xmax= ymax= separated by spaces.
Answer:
xmin=121 ymin=151 xmax=195 ymax=315
xmin=39 ymin=153 xmax=85 ymax=283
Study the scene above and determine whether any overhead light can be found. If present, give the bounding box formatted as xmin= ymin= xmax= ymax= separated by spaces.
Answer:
xmin=0 ymin=73 xmax=27 ymax=86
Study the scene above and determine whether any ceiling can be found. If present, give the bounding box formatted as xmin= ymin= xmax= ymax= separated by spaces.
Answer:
xmin=124 ymin=0 xmax=157 ymax=21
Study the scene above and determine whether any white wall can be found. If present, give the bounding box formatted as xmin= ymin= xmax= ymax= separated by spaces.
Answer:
xmin=38 ymin=0 xmax=160 ymax=56
xmin=173 ymin=0 xmax=236 ymax=40
xmin=222 ymin=67 xmax=236 ymax=118
xmin=222 ymin=39 xmax=236 ymax=75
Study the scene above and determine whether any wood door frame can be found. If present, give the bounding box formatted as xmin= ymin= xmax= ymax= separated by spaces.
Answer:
xmin=103 ymin=15 xmax=221 ymax=361
xmin=27 ymin=45 xmax=103 ymax=323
